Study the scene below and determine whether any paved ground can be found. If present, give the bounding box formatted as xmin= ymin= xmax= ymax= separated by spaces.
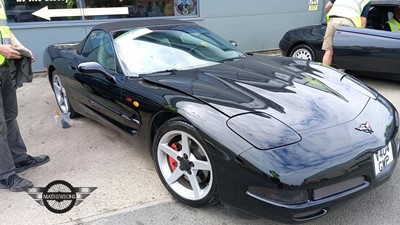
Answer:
xmin=0 ymin=73 xmax=399 ymax=225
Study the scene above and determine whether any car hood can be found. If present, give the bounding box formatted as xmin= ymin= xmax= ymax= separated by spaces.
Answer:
xmin=142 ymin=55 xmax=369 ymax=134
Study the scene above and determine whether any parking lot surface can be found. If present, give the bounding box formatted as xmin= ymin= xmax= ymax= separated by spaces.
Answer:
xmin=0 ymin=75 xmax=399 ymax=225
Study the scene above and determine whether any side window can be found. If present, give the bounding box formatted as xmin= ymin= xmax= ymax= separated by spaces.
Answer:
xmin=98 ymin=34 xmax=117 ymax=72
xmin=81 ymin=30 xmax=117 ymax=72
xmin=82 ymin=30 xmax=104 ymax=61
xmin=367 ymin=6 xmax=390 ymax=30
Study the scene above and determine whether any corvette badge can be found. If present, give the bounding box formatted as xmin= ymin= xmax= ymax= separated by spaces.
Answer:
xmin=355 ymin=122 xmax=374 ymax=134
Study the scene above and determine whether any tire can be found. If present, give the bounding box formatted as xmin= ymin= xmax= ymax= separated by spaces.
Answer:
xmin=52 ymin=70 xmax=78 ymax=118
xmin=290 ymin=44 xmax=316 ymax=61
xmin=153 ymin=119 xmax=219 ymax=207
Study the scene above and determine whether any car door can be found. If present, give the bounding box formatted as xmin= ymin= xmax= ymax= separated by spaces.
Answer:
xmin=333 ymin=26 xmax=400 ymax=75
xmin=68 ymin=30 xmax=139 ymax=135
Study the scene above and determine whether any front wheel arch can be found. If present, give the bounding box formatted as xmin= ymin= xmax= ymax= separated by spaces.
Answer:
xmin=149 ymin=112 xmax=181 ymax=157
xmin=47 ymin=65 xmax=56 ymax=86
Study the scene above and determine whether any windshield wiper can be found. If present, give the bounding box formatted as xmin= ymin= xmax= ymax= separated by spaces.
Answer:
xmin=141 ymin=69 xmax=178 ymax=75
xmin=218 ymin=56 xmax=245 ymax=63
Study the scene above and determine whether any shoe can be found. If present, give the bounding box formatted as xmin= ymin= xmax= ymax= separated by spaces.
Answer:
xmin=15 ymin=155 xmax=50 ymax=173
xmin=0 ymin=174 xmax=33 ymax=192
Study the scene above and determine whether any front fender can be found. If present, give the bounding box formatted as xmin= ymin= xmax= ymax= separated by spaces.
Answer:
xmin=174 ymin=99 xmax=253 ymax=158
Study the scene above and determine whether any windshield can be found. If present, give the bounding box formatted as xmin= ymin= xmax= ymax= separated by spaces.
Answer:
xmin=114 ymin=25 xmax=246 ymax=76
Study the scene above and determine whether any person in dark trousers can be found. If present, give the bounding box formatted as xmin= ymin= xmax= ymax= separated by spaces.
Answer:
xmin=384 ymin=6 xmax=400 ymax=32
xmin=322 ymin=0 xmax=371 ymax=66
xmin=0 ymin=0 xmax=49 ymax=192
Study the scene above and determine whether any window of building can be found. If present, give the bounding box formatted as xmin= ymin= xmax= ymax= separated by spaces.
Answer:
xmin=4 ymin=0 xmax=198 ymax=23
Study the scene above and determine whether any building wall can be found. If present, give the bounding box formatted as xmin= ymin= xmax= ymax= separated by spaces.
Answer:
xmin=10 ymin=0 xmax=326 ymax=72
xmin=196 ymin=0 xmax=325 ymax=51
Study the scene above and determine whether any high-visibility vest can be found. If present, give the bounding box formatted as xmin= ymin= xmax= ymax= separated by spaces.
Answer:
xmin=387 ymin=17 xmax=400 ymax=32
xmin=327 ymin=0 xmax=371 ymax=28
xmin=0 ymin=0 xmax=11 ymax=65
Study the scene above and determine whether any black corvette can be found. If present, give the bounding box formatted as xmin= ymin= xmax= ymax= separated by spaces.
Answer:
xmin=279 ymin=0 xmax=400 ymax=81
xmin=43 ymin=19 xmax=400 ymax=223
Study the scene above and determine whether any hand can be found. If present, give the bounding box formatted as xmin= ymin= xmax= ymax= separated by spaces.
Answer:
xmin=0 ymin=44 xmax=22 ymax=60
xmin=18 ymin=46 xmax=35 ymax=62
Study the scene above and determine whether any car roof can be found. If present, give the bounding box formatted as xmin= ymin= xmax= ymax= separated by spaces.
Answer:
xmin=76 ymin=19 xmax=194 ymax=54
xmin=91 ymin=19 xmax=193 ymax=33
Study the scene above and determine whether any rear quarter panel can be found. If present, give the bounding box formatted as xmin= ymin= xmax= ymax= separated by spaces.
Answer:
xmin=279 ymin=24 xmax=326 ymax=62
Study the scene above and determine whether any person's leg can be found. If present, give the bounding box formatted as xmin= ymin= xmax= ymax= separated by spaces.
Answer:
xmin=0 ymin=72 xmax=17 ymax=181
xmin=322 ymin=49 xmax=334 ymax=66
xmin=0 ymin=69 xmax=49 ymax=173
xmin=0 ymin=69 xmax=28 ymax=165
xmin=322 ymin=18 xmax=339 ymax=66
xmin=0 ymin=70 xmax=33 ymax=192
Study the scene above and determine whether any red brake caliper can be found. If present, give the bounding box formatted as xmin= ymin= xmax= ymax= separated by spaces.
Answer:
xmin=168 ymin=143 xmax=181 ymax=171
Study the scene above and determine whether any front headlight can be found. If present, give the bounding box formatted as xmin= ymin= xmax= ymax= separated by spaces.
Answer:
xmin=341 ymin=75 xmax=378 ymax=99
xmin=227 ymin=113 xmax=301 ymax=150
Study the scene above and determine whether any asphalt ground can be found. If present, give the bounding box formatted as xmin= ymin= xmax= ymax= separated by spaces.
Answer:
xmin=0 ymin=72 xmax=399 ymax=225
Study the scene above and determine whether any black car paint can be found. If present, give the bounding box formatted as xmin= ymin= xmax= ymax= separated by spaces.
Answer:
xmin=143 ymin=55 xmax=371 ymax=135
xmin=44 ymin=20 xmax=400 ymax=223
xmin=334 ymin=26 xmax=400 ymax=77
xmin=279 ymin=24 xmax=325 ymax=62
xmin=221 ymin=94 xmax=398 ymax=222
xmin=279 ymin=0 xmax=400 ymax=81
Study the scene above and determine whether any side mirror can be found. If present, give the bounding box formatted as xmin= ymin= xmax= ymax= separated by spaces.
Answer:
xmin=78 ymin=62 xmax=108 ymax=74
xmin=229 ymin=40 xmax=238 ymax=47
xmin=78 ymin=62 xmax=117 ymax=84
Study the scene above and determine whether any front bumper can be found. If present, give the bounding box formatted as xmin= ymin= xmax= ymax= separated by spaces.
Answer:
xmin=213 ymin=138 xmax=398 ymax=223
xmin=212 ymin=95 xmax=399 ymax=223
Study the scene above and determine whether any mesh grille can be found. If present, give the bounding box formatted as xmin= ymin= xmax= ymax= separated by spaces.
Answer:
xmin=313 ymin=176 xmax=366 ymax=200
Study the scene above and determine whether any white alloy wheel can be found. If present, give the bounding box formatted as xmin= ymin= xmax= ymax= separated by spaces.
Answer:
xmin=157 ymin=130 xmax=213 ymax=200
xmin=52 ymin=73 xmax=70 ymax=113
xmin=290 ymin=45 xmax=316 ymax=61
